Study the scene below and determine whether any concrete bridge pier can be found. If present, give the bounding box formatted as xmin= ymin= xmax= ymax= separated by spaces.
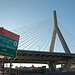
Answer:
xmin=49 ymin=10 xmax=72 ymax=72
xmin=48 ymin=62 xmax=56 ymax=72
xmin=62 ymin=59 xmax=72 ymax=71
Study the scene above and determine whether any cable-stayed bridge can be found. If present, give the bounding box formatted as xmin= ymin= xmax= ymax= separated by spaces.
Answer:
xmin=1 ymin=10 xmax=75 ymax=72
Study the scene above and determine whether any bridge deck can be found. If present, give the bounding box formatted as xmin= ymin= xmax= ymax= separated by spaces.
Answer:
xmin=4 ymin=50 xmax=75 ymax=64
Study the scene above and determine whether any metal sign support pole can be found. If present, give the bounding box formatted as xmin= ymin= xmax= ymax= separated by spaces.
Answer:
xmin=3 ymin=58 xmax=5 ymax=75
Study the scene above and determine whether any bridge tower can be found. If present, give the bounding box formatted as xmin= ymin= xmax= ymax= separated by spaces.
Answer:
xmin=48 ymin=10 xmax=72 ymax=72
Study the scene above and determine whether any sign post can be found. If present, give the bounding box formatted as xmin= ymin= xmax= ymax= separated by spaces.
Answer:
xmin=3 ymin=58 xmax=4 ymax=75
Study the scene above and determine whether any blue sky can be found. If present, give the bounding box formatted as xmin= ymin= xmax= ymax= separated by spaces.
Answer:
xmin=0 ymin=0 xmax=75 ymax=36
xmin=0 ymin=0 xmax=75 ymax=53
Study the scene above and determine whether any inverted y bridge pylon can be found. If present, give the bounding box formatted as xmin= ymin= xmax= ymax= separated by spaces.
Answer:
xmin=49 ymin=10 xmax=71 ymax=72
xmin=50 ymin=10 xmax=71 ymax=53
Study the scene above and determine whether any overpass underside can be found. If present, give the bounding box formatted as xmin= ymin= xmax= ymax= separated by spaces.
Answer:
xmin=4 ymin=50 xmax=75 ymax=72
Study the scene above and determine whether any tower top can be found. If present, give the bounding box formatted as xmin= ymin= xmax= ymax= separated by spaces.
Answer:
xmin=54 ymin=10 xmax=56 ymax=14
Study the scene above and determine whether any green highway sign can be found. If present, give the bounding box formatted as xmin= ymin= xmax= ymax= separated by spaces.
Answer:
xmin=0 ymin=35 xmax=19 ymax=58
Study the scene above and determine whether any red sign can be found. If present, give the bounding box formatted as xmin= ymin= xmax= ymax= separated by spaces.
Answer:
xmin=0 ymin=27 xmax=20 ymax=41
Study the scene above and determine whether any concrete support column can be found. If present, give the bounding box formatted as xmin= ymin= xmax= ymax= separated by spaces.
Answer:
xmin=62 ymin=59 xmax=72 ymax=71
xmin=48 ymin=62 xmax=56 ymax=72
xmin=50 ymin=28 xmax=56 ymax=52
xmin=55 ymin=25 xmax=71 ymax=53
